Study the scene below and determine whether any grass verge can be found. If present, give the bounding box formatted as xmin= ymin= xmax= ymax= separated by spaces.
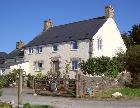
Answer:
xmin=95 ymin=87 xmax=140 ymax=100
xmin=24 ymin=103 xmax=54 ymax=108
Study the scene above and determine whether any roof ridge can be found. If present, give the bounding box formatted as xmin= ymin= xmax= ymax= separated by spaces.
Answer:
xmin=25 ymin=16 xmax=107 ymax=47
xmin=44 ymin=16 xmax=106 ymax=31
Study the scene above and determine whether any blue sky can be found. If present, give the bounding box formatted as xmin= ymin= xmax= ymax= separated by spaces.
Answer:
xmin=0 ymin=0 xmax=140 ymax=53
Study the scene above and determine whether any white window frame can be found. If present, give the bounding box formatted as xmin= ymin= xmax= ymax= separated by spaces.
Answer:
xmin=28 ymin=48 xmax=34 ymax=54
xmin=97 ymin=38 xmax=102 ymax=50
xmin=36 ymin=46 xmax=43 ymax=54
xmin=34 ymin=60 xmax=44 ymax=72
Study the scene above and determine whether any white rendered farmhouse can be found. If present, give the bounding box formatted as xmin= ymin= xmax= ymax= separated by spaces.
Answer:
xmin=23 ymin=5 xmax=126 ymax=78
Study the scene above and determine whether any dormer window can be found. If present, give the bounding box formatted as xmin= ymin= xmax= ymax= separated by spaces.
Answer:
xmin=97 ymin=38 xmax=102 ymax=50
xmin=28 ymin=48 xmax=33 ymax=54
xmin=71 ymin=41 xmax=78 ymax=50
xmin=52 ymin=44 xmax=58 ymax=52
xmin=36 ymin=46 xmax=42 ymax=53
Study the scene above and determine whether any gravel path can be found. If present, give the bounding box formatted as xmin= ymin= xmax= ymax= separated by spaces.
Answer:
xmin=0 ymin=88 xmax=140 ymax=108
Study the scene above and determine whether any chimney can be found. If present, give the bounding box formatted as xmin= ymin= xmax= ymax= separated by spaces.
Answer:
xmin=105 ymin=5 xmax=115 ymax=19
xmin=16 ymin=40 xmax=24 ymax=49
xmin=43 ymin=19 xmax=53 ymax=31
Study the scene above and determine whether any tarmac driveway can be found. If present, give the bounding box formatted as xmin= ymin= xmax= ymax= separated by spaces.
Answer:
xmin=0 ymin=88 xmax=140 ymax=108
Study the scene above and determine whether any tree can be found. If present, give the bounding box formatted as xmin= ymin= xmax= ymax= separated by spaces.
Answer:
xmin=124 ymin=45 xmax=140 ymax=88
xmin=122 ymin=32 xmax=134 ymax=48
xmin=129 ymin=24 xmax=140 ymax=45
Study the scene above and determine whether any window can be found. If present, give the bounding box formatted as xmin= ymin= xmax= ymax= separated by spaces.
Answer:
xmin=97 ymin=39 xmax=102 ymax=50
xmin=53 ymin=44 xmax=58 ymax=52
xmin=36 ymin=46 xmax=42 ymax=53
xmin=34 ymin=61 xmax=43 ymax=71
xmin=28 ymin=48 xmax=33 ymax=54
xmin=38 ymin=62 xmax=43 ymax=68
xmin=72 ymin=60 xmax=78 ymax=70
xmin=71 ymin=41 xmax=78 ymax=50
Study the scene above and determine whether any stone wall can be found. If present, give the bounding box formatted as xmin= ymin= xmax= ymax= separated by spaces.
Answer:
xmin=77 ymin=74 xmax=118 ymax=97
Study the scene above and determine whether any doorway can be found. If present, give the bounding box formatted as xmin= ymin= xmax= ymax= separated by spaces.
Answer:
xmin=52 ymin=60 xmax=59 ymax=72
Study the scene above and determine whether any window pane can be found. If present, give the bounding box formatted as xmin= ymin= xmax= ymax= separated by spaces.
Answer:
xmin=36 ymin=47 xmax=42 ymax=53
xmin=38 ymin=63 xmax=42 ymax=68
xmin=40 ymin=47 xmax=42 ymax=52
xmin=97 ymin=39 xmax=102 ymax=50
xmin=97 ymin=39 xmax=100 ymax=50
xmin=72 ymin=41 xmax=78 ymax=49
xmin=72 ymin=60 xmax=78 ymax=70
xmin=53 ymin=44 xmax=58 ymax=51
xmin=29 ymin=48 xmax=33 ymax=54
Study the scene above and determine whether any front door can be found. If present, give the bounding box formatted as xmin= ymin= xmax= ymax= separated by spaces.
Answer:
xmin=53 ymin=60 xmax=59 ymax=72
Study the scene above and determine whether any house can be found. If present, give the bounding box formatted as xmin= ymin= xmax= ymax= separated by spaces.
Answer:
xmin=0 ymin=52 xmax=7 ymax=64
xmin=0 ymin=41 xmax=29 ymax=75
xmin=23 ymin=5 xmax=126 ymax=78
xmin=0 ymin=52 xmax=7 ymax=75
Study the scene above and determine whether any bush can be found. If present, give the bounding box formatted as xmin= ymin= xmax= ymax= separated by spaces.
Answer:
xmin=36 ymin=73 xmax=44 ymax=80
xmin=0 ymin=69 xmax=21 ymax=88
xmin=0 ymin=102 xmax=11 ymax=108
xmin=124 ymin=45 xmax=140 ymax=88
xmin=79 ymin=56 xmax=123 ymax=78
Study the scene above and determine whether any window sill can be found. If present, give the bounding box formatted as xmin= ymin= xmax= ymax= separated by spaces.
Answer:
xmin=35 ymin=70 xmax=42 ymax=72
xmin=34 ymin=68 xmax=44 ymax=72
xmin=28 ymin=53 xmax=33 ymax=55
xmin=70 ymin=69 xmax=78 ymax=71
xmin=52 ymin=51 xmax=58 ymax=53
xmin=36 ymin=52 xmax=42 ymax=54
xmin=70 ymin=49 xmax=78 ymax=51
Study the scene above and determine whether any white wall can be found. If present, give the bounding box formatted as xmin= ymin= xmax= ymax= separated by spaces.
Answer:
xmin=24 ymin=18 xmax=127 ymax=78
xmin=10 ymin=62 xmax=29 ymax=75
xmin=1 ymin=62 xmax=29 ymax=75
xmin=92 ymin=18 xmax=126 ymax=58
xmin=24 ymin=39 xmax=90 ymax=78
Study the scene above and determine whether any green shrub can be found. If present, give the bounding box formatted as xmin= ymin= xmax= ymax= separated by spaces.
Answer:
xmin=124 ymin=45 xmax=140 ymax=88
xmin=79 ymin=56 xmax=123 ymax=78
xmin=0 ymin=69 xmax=21 ymax=88
xmin=36 ymin=73 xmax=44 ymax=80
xmin=24 ymin=103 xmax=31 ymax=108
xmin=23 ymin=103 xmax=54 ymax=108
xmin=0 ymin=102 xmax=11 ymax=108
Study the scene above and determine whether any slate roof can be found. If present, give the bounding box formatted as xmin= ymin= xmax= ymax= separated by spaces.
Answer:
xmin=25 ymin=16 xmax=107 ymax=47
xmin=0 ymin=52 xmax=7 ymax=58
xmin=6 ymin=48 xmax=24 ymax=59
xmin=0 ymin=52 xmax=7 ymax=64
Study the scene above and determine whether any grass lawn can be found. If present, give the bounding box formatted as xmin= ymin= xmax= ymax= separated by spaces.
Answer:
xmin=24 ymin=104 xmax=54 ymax=108
xmin=95 ymin=87 xmax=140 ymax=100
